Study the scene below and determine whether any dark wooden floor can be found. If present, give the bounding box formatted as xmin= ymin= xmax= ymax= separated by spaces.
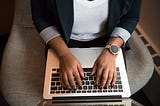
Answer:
xmin=0 ymin=34 xmax=9 ymax=106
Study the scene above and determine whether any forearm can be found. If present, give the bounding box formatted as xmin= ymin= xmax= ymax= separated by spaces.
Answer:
xmin=48 ymin=36 xmax=71 ymax=57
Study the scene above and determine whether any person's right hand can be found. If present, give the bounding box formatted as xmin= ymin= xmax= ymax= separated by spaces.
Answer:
xmin=59 ymin=52 xmax=84 ymax=90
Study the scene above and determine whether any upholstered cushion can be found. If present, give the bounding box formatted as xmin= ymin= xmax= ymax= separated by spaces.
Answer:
xmin=126 ymin=31 xmax=154 ymax=94
xmin=0 ymin=0 xmax=154 ymax=106
xmin=1 ymin=25 xmax=45 ymax=106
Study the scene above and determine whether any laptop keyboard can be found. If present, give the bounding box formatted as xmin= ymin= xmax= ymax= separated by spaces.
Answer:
xmin=50 ymin=68 xmax=123 ymax=94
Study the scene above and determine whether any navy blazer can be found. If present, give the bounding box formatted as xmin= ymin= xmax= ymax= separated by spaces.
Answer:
xmin=31 ymin=0 xmax=142 ymax=44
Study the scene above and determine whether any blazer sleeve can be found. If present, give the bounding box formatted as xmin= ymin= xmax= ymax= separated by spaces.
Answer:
xmin=30 ymin=0 xmax=61 ymax=43
xmin=117 ymin=0 xmax=142 ymax=34
xmin=30 ymin=0 xmax=55 ymax=32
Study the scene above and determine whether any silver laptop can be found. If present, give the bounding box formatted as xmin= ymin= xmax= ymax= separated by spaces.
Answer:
xmin=43 ymin=47 xmax=131 ymax=102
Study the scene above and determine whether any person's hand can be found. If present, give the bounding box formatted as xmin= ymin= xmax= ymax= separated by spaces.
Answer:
xmin=59 ymin=52 xmax=84 ymax=90
xmin=91 ymin=49 xmax=117 ymax=88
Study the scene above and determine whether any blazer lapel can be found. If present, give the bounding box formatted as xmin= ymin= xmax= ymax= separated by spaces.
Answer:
xmin=55 ymin=0 xmax=74 ymax=42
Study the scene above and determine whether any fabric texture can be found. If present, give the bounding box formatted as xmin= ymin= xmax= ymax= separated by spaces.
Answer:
xmin=0 ymin=0 xmax=153 ymax=106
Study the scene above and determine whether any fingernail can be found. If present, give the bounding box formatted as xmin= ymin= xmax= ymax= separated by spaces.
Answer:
xmin=112 ymin=83 xmax=115 ymax=87
xmin=106 ymin=84 xmax=109 ymax=88
xmin=100 ymin=86 xmax=103 ymax=89
xmin=104 ymin=86 xmax=107 ymax=89
xmin=74 ymin=87 xmax=77 ymax=90
xmin=111 ymin=85 xmax=114 ymax=88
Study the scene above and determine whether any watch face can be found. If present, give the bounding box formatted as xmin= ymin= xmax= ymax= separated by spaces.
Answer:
xmin=110 ymin=45 xmax=119 ymax=54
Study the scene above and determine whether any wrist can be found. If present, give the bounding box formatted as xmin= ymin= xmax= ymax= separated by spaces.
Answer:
xmin=105 ymin=43 xmax=120 ymax=55
xmin=48 ymin=36 xmax=71 ymax=58
xmin=58 ymin=50 xmax=71 ymax=58
xmin=107 ymin=36 xmax=124 ymax=48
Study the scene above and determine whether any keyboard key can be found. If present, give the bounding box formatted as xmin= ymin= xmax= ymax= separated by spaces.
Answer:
xmin=52 ymin=69 xmax=57 ymax=72
xmin=116 ymin=67 xmax=120 ymax=71
xmin=52 ymin=73 xmax=60 ymax=77
xmin=77 ymin=90 xmax=81 ymax=93
xmin=91 ymin=81 xmax=94 ymax=85
xmin=82 ymin=90 xmax=86 ymax=93
xmin=119 ymin=90 xmax=123 ymax=92
xmin=57 ymin=69 xmax=60 ymax=72
xmin=115 ymin=81 xmax=122 ymax=84
xmin=61 ymin=90 xmax=65 ymax=93
xmin=103 ymin=89 xmax=107 ymax=92
xmin=58 ymin=87 xmax=62 ymax=90
xmin=88 ymin=86 xmax=92 ymax=90
xmin=89 ymin=76 xmax=93 ymax=80
xmin=108 ymin=90 xmax=112 ymax=92
xmin=118 ymin=85 xmax=123 ymax=89
xmin=113 ymin=85 xmax=117 ymax=89
xmin=50 ymin=91 xmax=55 ymax=94
xmin=87 ymin=90 xmax=91 ymax=93
xmin=52 ymin=78 xmax=59 ymax=81
xmin=51 ymin=82 xmax=55 ymax=86
xmin=56 ymin=82 xmax=61 ymax=85
xmin=51 ymin=87 xmax=57 ymax=90
xmin=86 ymin=73 xmax=90 ymax=76
xmin=83 ymin=86 xmax=87 ymax=90
xmin=92 ymin=90 xmax=97 ymax=93
xmin=113 ymin=90 xmax=118 ymax=92
xmin=98 ymin=89 xmax=102 ymax=93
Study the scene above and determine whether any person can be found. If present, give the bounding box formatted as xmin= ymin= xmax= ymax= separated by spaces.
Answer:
xmin=30 ymin=0 xmax=142 ymax=90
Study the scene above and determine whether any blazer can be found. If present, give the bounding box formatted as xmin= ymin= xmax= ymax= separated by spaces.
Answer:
xmin=31 ymin=0 xmax=142 ymax=44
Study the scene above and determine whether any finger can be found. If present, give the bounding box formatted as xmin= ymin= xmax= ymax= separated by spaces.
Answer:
xmin=67 ymin=71 xmax=76 ymax=90
xmin=112 ymin=69 xmax=117 ymax=86
xmin=90 ymin=62 xmax=97 ymax=76
xmin=74 ymin=69 xmax=82 ymax=87
xmin=100 ymin=68 xmax=109 ymax=88
xmin=60 ymin=71 xmax=64 ymax=86
xmin=95 ymin=66 xmax=103 ymax=86
xmin=78 ymin=64 xmax=84 ymax=78
xmin=105 ymin=70 xmax=114 ymax=87
xmin=62 ymin=71 xmax=70 ymax=89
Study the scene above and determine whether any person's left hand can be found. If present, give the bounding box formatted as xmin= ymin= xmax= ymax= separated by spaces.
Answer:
xmin=90 ymin=49 xmax=117 ymax=88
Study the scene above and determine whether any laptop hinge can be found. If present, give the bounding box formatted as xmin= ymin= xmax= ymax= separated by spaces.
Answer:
xmin=52 ymin=95 xmax=122 ymax=103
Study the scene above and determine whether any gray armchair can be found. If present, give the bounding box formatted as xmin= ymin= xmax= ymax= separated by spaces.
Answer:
xmin=0 ymin=0 xmax=154 ymax=106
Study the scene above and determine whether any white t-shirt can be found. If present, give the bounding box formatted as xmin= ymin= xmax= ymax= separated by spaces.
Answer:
xmin=70 ymin=0 xmax=109 ymax=41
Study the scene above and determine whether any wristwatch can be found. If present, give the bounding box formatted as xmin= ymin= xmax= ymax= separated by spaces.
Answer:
xmin=105 ymin=44 xmax=119 ymax=55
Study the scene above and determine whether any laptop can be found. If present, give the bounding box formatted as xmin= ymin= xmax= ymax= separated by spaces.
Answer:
xmin=43 ymin=47 xmax=131 ymax=103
